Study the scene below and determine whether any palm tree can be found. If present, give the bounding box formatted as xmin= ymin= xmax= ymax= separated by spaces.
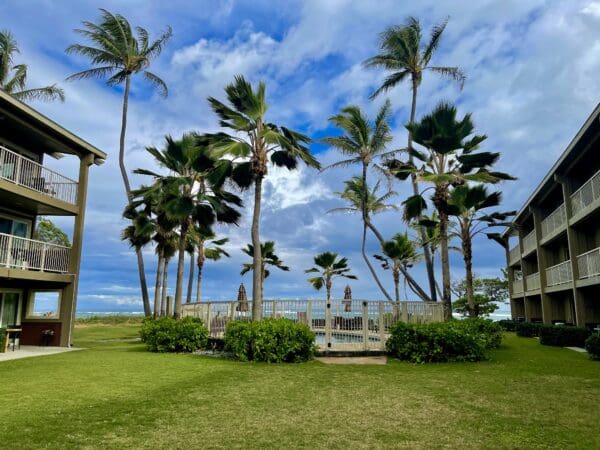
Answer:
xmin=66 ymin=9 xmax=172 ymax=316
xmin=330 ymin=177 xmax=431 ymax=302
xmin=387 ymin=102 xmax=514 ymax=319
xmin=194 ymin=228 xmax=230 ymax=303
xmin=207 ymin=75 xmax=320 ymax=320
xmin=374 ymin=233 xmax=420 ymax=304
xmin=447 ymin=185 xmax=514 ymax=316
xmin=134 ymin=134 xmax=242 ymax=318
xmin=364 ymin=16 xmax=465 ymax=303
xmin=240 ymin=241 xmax=289 ymax=290
xmin=305 ymin=252 xmax=357 ymax=302
xmin=0 ymin=30 xmax=64 ymax=102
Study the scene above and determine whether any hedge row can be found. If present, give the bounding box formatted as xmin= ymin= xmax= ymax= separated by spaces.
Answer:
xmin=140 ymin=316 xmax=209 ymax=352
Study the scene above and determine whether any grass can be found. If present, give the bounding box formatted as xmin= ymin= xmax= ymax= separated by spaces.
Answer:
xmin=1 ymin=324 xmax=599 ymax=449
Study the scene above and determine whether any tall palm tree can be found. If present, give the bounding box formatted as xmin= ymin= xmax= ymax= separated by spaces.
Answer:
xmin=364 ymin=16 xmax=465 ymax=303
xmin=66 ymin=9 xmax=172 ymax=316
xmin=240 ymin=241 xmax=290 ymax=290
xmin=135 ymin=134 xmax=242 ymax=318
xmin=194 ymin=228 xmax=230 ymax=303
xmin=207 ymin=75 xmax=320 ymax=319
xmin=305 ymin=252 xmax=357 ymax=302
xmin=447 ymin=185 xmax=514 ymax=316
xmin=374 ymin=233 xmax=420 ymax=304
xmin=388 ymin=102 xmax=514 ymax=319
xmin=0 ymin=30 xmax=64 ymax=102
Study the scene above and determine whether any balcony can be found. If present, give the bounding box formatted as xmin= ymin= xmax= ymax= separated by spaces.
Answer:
xmin=508 ymin=244 xmax=520 ymax=265
xmin=522 ymin=230 xmax=537 ymax=255
xmin=525 ymin=272 xmax=540 ymax=291
xmin=512 ymin=279 xmax=524 ymax=295
xmin=0 ymin=145 xmax=78 ymax=206
xmin=546 ymin=260 xmax=572 ymax=287
xmin=541 ymin=203 xmax=566 ymax=240
xmin=0 ymin=233 xmax=70 ymax=273
xmin=577 ymin=247 xmax=600 ymax=279
xmin=570 ymin=169 xmax=600 ymax=218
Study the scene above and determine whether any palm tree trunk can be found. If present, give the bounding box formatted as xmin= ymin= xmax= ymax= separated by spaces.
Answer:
xmin=154 ymin=252 xmax=164 ymax=319
xmin=119 ymin=74 xmax=151 ymax=316
xmin=186 ymin=249 xmax=194 ymax=304
xmin=408 ymin=80 xmax=437 ymax=303
xmin=435 ymin=185 xmax=452 ymax=320
xmin=196 ymin=243 xmax=204 ymax=303
xmin=326 ymin=277 xmax=332 ymax=303
xmin=161 ymin=259 xmax=169 ymax=317
xmin=462 ymin=227 xmax=475 ymax=317
xmin=251 ymin=176 xmax=263 ymax=320
xmin=393 ymin=266 xmax=400 ymax=304
xmin=361 ymin=222 xmax=393 ymax=302
xmin=173 ymin=222 xmax=188 ymax=319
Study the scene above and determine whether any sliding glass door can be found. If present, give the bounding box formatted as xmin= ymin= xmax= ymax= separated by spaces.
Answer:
xmin=0 ymin=291 xmax=22 ymax=328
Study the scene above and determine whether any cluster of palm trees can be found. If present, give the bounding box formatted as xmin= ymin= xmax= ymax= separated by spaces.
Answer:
xmin=1 ymin=10 xmax=516 ymax=320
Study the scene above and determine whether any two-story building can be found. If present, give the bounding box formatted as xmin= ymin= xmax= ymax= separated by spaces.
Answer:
xmin=0 ymin=90 xmax=106 ymax=347
xmin=502 ymin=103 xmax=600 ymax=328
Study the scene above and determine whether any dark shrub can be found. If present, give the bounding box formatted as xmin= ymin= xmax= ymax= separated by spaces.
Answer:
xmin=585 ymin=334 xmax=600 ymax=360
xmin=539 ymin=325 xmax=591 ymax=347
xmin=140 ymin=316 xmax=208 ymax=353
xmin=224 ymin=318 xmax=316 ymax=363
xmin=0 ymin=328 xmax=6 ymax=353
xmin=498 ymin=319 xmax=519 ymax=332
xmin=386 ymin=321 xmax=490 ymax=363
xmin=516 ymin=322 xmax=545 ymax=337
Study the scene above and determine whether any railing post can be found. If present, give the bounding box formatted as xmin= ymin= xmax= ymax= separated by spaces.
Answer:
xmin=271 ymin=300 xmax=277 ymax=318
xmin=40 ymin=245 xmax=47 ymax=272
xmin=15 ymin=155 xmax=22 ymax=185
xmin=401 ymin=302 xmax=408 ymax=322
xmin=362 ymin=301 xmax=369 ymax=351
xmin=325 ymin=300 xmax=332 ymax=350
xmin=378 ymin=302 xmax=385 ymax=351
xmin=230 ymin=301 xmax=236 ymax=321
xmin=6 ymin=235 xmax=13 ymax=268
xmin=206 ymin=303 xmax=212 ymax=333
xmin=306 ymin=300 xmax=312 ymax=329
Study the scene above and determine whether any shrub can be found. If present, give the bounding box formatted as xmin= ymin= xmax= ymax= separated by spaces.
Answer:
xmin=497 ymin=319 xmax=519 ymax=332
xmin=458 ymin=318 xmax=503 ymax=349
xmin=516 ymin=322 xmax=545 ymax=337
xmin=0 ymin=328 xmax=6 ymax=353
xmin=585 ymin=334 xmax=600 ymax=360
xmin=224 ymin=318 xmax=316 ymax=363
xmin=539 ymin=325 xmax=590 ymax=347
xmin=386 ymin=320 xmax=491 ymax=363
xmin=140 ymin=316 xmax=208 ymax=353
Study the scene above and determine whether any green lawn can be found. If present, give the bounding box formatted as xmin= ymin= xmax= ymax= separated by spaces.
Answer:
xmin=1 ymin=324 xmax=599 ymax=449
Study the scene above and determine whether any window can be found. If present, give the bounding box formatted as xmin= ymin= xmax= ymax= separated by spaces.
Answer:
xmin=0 ymin=214 xmax=31 ymax=238
xmin=27 ymin=291 xmax=61 ymax=319
xmin=0 ymin=291 xmax=22 ymax=327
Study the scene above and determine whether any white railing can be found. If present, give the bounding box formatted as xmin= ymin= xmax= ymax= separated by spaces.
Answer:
xmin=577 ymin=247 xmax=600 ymax=279
xmin=0 ymin=232 xmax=70 ymax=273
xmin=509 ymin=244 xmax=520 ymax=264
xmin=571 ymin=169 xmax=600 ymax=217
xmin=541 ymin=203 xmax=566 ymax=239
xmin=181 ymin=299 xmax=445 ymax=351
xmin=512 ymin=279 xmax=524 ymax=294
xmin=545 ymin=260 xmax=572 ymax=287
xmin=522 ymin=230 xmax=537 ymax=254
xmin=525 ymin=272 xmax=540 ymax=291
xmin=0 ymin=145 xmax=78 ymax=205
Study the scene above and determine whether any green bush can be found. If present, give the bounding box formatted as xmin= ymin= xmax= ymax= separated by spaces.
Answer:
xmin=497 ymin=319 xmax=519 ymax=332
xmin=459 ymin=318 xmax=503 ymax=349
xmin=0 ymin=328 xmax=6 ymax=353
xmin=539 ymin=325 xmax=590 ymax=347
xmin=140 ymin=316 xmax=208 ymax=353
xmin=516 ymin=322 xmax=545 ymax=337
xmin=584 ymin=334 xmax=600 ymax=360
xmin=224 ymin=318 xmax=316 ymax=363
xmin=386 ymin=320 xmax=495 ymax=363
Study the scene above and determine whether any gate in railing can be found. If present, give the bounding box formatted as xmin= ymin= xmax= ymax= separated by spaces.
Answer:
xmin=181 ymin=299 xmax=445 ymax=352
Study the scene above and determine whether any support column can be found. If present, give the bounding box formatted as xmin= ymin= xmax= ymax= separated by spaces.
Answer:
xmin=62 ymin=153 xmax=93 ymax=347
xmin=531 ymin=207 xmax=552 ymax=324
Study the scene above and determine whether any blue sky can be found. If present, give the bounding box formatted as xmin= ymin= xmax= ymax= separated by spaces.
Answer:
xmin=2 ymin=0 xmax=600 ymax=311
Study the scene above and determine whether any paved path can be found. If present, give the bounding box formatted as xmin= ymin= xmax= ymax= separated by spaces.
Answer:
xmin=316 ymin=356 xmax=387 ymax=365
xmin=0 ymin=345 xmax=82 ymax=362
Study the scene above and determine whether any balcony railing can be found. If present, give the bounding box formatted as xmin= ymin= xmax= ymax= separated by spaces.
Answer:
xmin=571 ymin=169 xmax=600 ymax=217
xmin=512 ymin=279 xmax=524 ymax=294
xmin=0 ymin=232 xmax=70 ymax=273
xmin=577 ymin=247 xmax=600 ymax=279
xmin=0 ymin=145 xmax=78 ymax=205
xmin=546 ymin=260 xmax=572 ymax=287
xmin=509 ymin=244 xmax=520 ymax=264
xmin=541 ymin=203 xmax=566 ymax=239
xmin=525 ymin=272 xmax=540 ymax=291
xmin=522 ymin=230 xmax=537 ymax=255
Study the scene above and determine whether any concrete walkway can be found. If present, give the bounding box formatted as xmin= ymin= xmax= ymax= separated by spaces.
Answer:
xmin=0 ymin=345 xmax=82 ymax=362
xmin=316 ymin=356 xmax=387 ymax=365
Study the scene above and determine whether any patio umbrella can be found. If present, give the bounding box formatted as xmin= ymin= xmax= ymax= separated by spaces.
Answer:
xmin=343 ymin=285 xmax=352 ymax=312
xmin=236 ymin=283 xmax=249 ymax=312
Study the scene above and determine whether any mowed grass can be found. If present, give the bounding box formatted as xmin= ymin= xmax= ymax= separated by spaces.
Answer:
xmin=1 ymin=324 xmax=599 ymax=449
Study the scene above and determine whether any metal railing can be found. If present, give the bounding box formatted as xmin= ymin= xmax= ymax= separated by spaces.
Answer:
xmin=522 ymin=230 xmax=537 ymax=255
xmin=545 ymin=260 xmax=572 ymax=287
xmin=181 ymin=299 xmax=445 ymax=351
xmin=571 ymin=169 xmax=600 ymax=217
xmin=509 ymin=244 xmax=520 ymax=265
xmin=0 ymin=145 xmax=78 ymax=205
xmin=541 ymin=203 xmax=566 ymax=239
xmin=577 ymin=247 xmax=600 ymax=279
xmin=525 ymin=272 xmax=540 ymax=291
xmin=0 ymin=232 xmax=70 ymax=273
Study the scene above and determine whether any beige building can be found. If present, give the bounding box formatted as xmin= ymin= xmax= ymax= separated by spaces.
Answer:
xmin=0 ymin=91 xmax=106 ymax=347
xmin=503 ymin=103 xmax=600 ymax=328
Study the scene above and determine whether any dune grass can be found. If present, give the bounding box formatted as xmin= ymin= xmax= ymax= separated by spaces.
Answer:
xmin=0 ymin=323 xmax=598 ymax=449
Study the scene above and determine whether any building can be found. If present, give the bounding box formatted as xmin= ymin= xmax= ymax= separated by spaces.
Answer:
xmin=0 ymin=90 xmax=106 ymax=347
xmin=502 ymin=103 xmax=600 ymax=328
